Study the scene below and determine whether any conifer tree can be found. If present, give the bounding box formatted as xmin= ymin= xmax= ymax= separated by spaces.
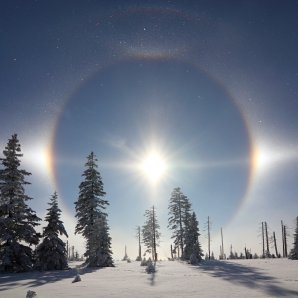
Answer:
xmin=289 ymin=217 xmax=298 ymax=260
xmin=0 ymin=134 xmax=41 ymax=272
xmin=35 ymin=192 xmax=68 ymax=270
xmin=86 ymin=214 xmax=113 ymax=267
xmin=168 ymin=187 xmax=191 ymax=259
xmin=74 ymin=152 xmax=113 ymax=267
xmin=183 ymin=212 xmax=203 ymax=262
xmin=142 ymin=207 xmax=161 ymax=261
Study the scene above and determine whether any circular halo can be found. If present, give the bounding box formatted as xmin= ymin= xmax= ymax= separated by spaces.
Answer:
xmin=50 ymin=56 xmax=253 ymax=228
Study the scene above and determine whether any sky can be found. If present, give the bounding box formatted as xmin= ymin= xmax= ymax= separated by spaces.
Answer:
xmin=1 ymin=0 xmax=298 ymax=260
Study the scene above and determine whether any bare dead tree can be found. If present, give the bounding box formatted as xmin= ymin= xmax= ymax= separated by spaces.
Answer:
xmin=203 ymin=216 xmax=212 ymax=260
xmin=273 ymin=231 xmax=279 ymax=257
xmin=221 ymin=227 xmax=225 ymax=259
xmin=136 ymin=226 xmax=142 ymax=261
xmin=281 ymin=220 xmax=285 ymax=257
xmin=262 ymin=222 xmax=265 ymax=258
xmin=208 ymin=216 xmax=211 ymax=260
xmin=265 ymin=221 xmax=270 ymax=257
xmin=284 ymin=224 xmax=288 ymax=257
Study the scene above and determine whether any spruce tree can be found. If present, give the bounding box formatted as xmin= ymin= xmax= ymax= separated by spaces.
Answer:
xmin=35 ymin=192 xmax=68 ymax=270
xmin=74 ymin=152 xmax=113 ymax=267
xmin=142 ymin=207 xmax=161 ymax=261
xmin=168 ymin=187 xmax=191 ymax=259
xmin=183 ymin=212 xmax=203 ymax=263
xmin=88 ymin=215 xmax=113 ymax=267
xmin=0 ymin=134 xmax=41 ymax=272
xmin=289 ymin=217 xmax=298 ymax=260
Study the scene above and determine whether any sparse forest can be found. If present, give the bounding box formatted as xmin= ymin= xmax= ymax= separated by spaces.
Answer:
xmin=0 ymin=135 xmax=113 ymax=272
xmin=0 ymin=134 xmax=297 ymax=274
xmin=1 ymin=1 xmax=298 ymax=296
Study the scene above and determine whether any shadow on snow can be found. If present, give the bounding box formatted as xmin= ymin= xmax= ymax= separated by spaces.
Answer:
xmin=193 ymin=260 xmax=298 ymax=297
xmin=0 ymin=263 xmax=105 ymax=292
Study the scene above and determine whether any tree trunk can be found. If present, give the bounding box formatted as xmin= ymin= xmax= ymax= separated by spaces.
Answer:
xmin=208 ymin=216 xmax=210 ymax=260
xmin=265 ymin=221 xmax=270 ymax=257
xmin=262 ymin=222 xmax=265 ymax=258
xmin=138 ymin=226 xmax=141 ymax=260
xmin=152 ymin=206 xmax=157 ymax=262
xmin=221 ymin=228 xmax=224 ymax=259
xmin=273 ymin=231 xmax=278 ymax=257
xmin=281 ymin=220 xmax=285 ymax=257
xmin=178 ymin=196 xmax=184 ymax=258
xmin=284 ymin=225 xmax=288 ymax=257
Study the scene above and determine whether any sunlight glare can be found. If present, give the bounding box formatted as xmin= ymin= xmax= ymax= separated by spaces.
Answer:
xmin=252 ymin=143 xmax=287 ymax=175
xmin=253 ymin=147 xmax=272 ymax=171
xmin=140 ymin=151 xmax=167 ymax=183
xmin=24 ymin=144 xmax=52 ymax=177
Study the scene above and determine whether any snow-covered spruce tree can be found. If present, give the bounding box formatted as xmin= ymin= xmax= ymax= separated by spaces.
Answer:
xmin=168 ymin=187 xmax=192 ymax=259
xmin=86 ymin=214 xmax=113 ymax=267
xmin=35 ymin=192 xmax=68 ymax=270
xmin=0 ymin=134 xmax=41 ymax=272
xmin=289 ymin=217 xmax=298 ymax=260
xmin=74 ymin=152 xmax=113 ymax=267
xmin=142 ymin=207 xmax=161 ymax=262
xmin=183 ymin=212 xmax=203 ymax=263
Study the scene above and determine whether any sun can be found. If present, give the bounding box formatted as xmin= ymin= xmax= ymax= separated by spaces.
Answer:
xmin=140 ymin=151 xmax=167 ymax=183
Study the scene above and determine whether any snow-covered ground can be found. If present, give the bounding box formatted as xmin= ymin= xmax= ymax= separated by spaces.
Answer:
xmin=0 ymin=259 xmax=297 ymax=297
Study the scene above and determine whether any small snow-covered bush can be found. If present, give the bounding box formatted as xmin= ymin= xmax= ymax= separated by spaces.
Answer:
xmin=140 ymin=258 xmax=148 ymax=266
xmin=145 ymin=259 xmax=156 ymax=274
xmin=72 ymin=274 xmax=81 ymax=283
xmin=26 ymin=290 xmax=37 ymax=298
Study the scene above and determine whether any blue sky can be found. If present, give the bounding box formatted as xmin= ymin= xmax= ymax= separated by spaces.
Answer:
xmin=1 ymin=1 xmax=298 ymax=259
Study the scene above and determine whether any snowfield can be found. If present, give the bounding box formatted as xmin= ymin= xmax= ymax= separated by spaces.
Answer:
xmin=0 ymin=259 xmax=298 ymax=297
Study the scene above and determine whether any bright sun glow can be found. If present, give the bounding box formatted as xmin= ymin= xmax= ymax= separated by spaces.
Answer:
xmin=140 ymin=152 xmax=167 ymax=183
xmin=24 ymin=144 xmax=52 ymax=177
xmin=252 ymin=143 xmax=288 ymax=174
xmin=253 ymin=147 xmax=272 ymax=171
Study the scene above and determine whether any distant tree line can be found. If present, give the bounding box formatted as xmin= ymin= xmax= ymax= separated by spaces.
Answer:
xmin=135 ymin=190 xmax=298 ymax=264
